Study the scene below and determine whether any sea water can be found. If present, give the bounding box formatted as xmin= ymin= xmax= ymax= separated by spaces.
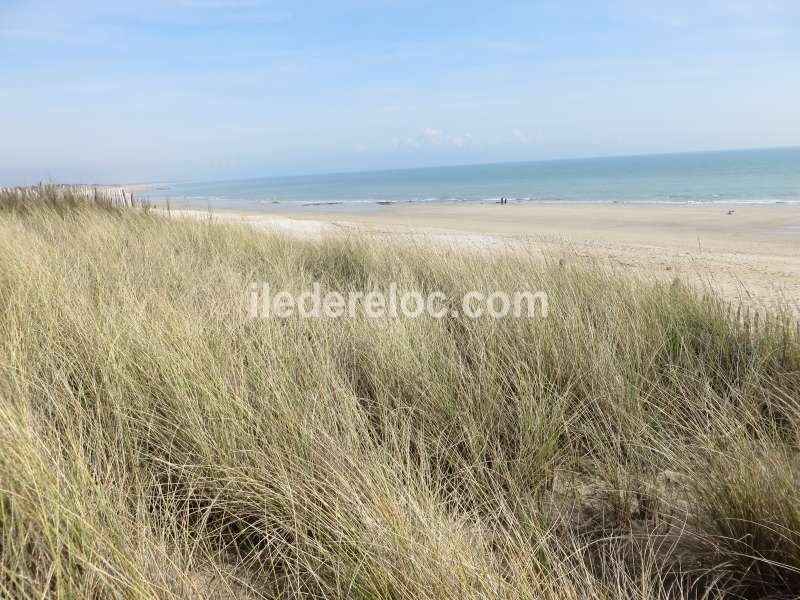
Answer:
xmin=150 ymin=146 xmax=800 ymax=212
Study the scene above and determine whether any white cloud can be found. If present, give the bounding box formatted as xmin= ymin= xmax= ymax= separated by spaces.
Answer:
xmin=420 ymin=128 xmax=473 ymax=148
xmin=512 ymin=129 xmax=530 ymax=144
xmin=393 ymin=137 xmax=422 ymax=149
xmin=391 ymin=129 xmax=475 ymax=150
xmin=423 ymin=127 xmax=443 ymax=140
xmin=449 ymin=133 xmax=473 ymax=147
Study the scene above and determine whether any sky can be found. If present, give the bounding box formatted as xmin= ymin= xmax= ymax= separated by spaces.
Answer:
xmin=1 ymin=0 xmax=799 ymax=184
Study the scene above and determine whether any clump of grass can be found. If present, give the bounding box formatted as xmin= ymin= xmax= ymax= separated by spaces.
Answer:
xmin=0 ymin=202 xmax=798 ymax=598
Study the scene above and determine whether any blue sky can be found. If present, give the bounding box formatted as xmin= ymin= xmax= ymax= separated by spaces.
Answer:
xmin=1 ymin=0 xmax=799 ymax=184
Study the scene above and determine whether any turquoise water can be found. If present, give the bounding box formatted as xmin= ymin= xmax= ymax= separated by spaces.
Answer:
xmin=151 ymin=147 xmax=800 ymax=212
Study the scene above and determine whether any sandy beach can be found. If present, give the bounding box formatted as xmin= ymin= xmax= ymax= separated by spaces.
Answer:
xmin=167 ymin=202 xmax=800 ymax=315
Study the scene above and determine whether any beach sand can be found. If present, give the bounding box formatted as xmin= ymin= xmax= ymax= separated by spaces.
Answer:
xmin=165 ymin=202 xmax=800 ymax=316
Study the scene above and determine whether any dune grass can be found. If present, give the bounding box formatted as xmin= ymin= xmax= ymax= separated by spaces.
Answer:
xmin=1 ymin=188 xmax=799 ymax=598
xmin=0 ymin=183 xmax=148 ymax=214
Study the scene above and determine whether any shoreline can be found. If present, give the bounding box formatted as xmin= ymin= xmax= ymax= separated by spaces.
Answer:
xmin=145 ymin=195 xmax=800 ymax=213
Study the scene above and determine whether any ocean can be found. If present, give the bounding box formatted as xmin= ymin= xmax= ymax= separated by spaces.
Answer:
xmin=149 ymin=146 xmax=800 ymax=212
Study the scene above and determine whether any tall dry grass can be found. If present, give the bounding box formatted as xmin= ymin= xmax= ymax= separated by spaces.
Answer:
xmin=0 ymin=183 xmax=148 ymax=214
xmin=0 ymin=188 xmax=799 ymax=598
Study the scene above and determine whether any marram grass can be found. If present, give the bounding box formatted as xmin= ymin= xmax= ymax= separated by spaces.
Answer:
xmin=1 ymin=189 xmax=799 ymax=599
